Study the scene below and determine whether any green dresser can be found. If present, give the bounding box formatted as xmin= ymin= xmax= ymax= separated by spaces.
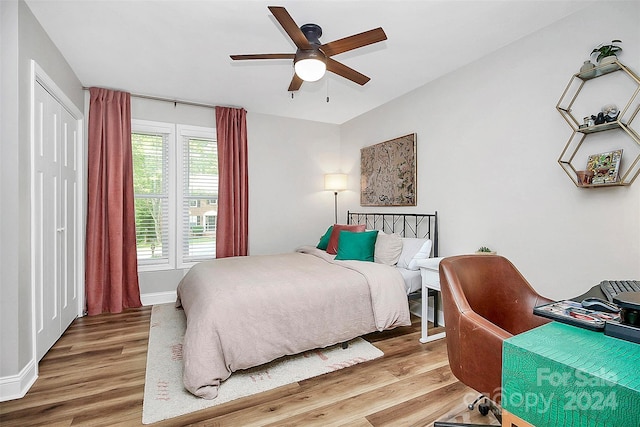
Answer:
xmin=502 ymin=322 xmax=640 ymax=427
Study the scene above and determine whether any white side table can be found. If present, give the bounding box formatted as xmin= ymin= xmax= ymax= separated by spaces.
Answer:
xmin=416 ymin=257 xmax=446 ymax=343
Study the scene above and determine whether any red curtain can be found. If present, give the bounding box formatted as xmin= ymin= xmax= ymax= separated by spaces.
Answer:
xmin=85 ymin=87 xmax=141 ymax=315
xmin=215 ymin=106 xmax=249 ymax=258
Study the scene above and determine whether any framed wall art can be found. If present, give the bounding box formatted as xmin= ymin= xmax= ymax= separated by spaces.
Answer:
xmin=360 ymin=133 xmax=416 ymax=206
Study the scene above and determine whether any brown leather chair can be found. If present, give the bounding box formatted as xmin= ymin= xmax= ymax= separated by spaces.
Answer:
xmin=436 ymin=255 xmax=553 ymax=424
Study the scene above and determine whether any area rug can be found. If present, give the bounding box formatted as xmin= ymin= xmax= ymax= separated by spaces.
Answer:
xmin=142 ymin=303 xmax=384 ymax=424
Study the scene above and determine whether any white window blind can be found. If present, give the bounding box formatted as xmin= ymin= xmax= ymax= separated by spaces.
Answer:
xmin=179 ymin=129 xmax=218 ymax=264
xmin=132 ymin=121 xmax=216 ymax=270
xmin=132 ymin=131 xmax=170 ymax=265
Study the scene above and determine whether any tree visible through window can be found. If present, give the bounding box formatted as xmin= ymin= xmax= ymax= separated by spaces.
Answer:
xmin=132 ymin=132 xmax=168 ymax=263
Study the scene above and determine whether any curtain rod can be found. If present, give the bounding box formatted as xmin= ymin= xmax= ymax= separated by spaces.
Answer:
xmin=82 ymin=87 xmax=241 ymax=110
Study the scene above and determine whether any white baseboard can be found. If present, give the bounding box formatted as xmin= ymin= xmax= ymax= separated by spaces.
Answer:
xmin=140 ymin=290 xmax=177 ymax=306
xmin=0 ymin=359 xmax=37 ymax=402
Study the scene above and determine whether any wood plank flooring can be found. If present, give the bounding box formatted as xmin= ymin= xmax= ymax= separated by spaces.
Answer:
xmin=0 ymin=307 xmax=499 ymax=426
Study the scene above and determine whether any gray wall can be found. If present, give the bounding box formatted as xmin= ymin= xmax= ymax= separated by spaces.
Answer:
xmin=0 ymin=0 xmax=83 ymax=386
xmin=340 ymin=1 xmax=640 ymax=300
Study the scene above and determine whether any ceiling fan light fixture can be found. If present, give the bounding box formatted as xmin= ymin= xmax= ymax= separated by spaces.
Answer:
xmin=294 ymin=50 xmax=327 ymax=82
xmin=230 ymin=7 xmax=387 ymax=91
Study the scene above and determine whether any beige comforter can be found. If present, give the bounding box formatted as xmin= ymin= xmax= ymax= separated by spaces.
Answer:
xmin=175 ymin=245 xmax=410 ymax=399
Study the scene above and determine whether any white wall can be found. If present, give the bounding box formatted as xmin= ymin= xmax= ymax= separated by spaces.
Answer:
xmin=340 ymin=2 xmax=640 ymax=300
xmin=247 ymin=112 xmax=341 ymax=255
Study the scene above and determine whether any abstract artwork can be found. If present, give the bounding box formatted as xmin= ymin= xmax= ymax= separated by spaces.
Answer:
xmin=360 ymin=133 xmax=416 ymax=206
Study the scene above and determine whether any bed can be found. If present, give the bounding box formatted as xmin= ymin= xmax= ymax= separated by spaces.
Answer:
xmin=176 ymin=212 xmax=438 ymax=399
xmin=347 ymin=211 xmax=439 ymax=296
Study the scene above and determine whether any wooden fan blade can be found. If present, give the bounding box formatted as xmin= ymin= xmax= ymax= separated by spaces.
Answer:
xmin=326 ymin=58 xmax=370 ymax=86
xmin=268 ymin=6 xmax=311 ymax=50
xmin=321 ymin=28 xmax=387 ymax=57
xmin=230 ymin=53 xmax=295 ymax=60
xmin=288 ymin=74 xmax=303 ymax=91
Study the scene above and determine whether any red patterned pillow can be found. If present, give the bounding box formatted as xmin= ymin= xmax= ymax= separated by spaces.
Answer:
xmin=326 ymin=224 xmax=366 ymax=254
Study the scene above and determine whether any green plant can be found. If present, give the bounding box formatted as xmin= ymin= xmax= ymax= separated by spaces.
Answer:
xmin=477 ymin=246 xmax=492 ymax=253
xmin=591 ymin=39 xmax=622 ymax=62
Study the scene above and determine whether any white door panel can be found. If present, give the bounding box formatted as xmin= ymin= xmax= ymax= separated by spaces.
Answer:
xmin=33 ymin=81 xmax=79 ymax=361
xmin=60 ymin=106 xmax=78 ymax=330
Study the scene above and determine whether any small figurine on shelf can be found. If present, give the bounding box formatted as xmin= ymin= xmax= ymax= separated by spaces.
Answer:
xmin=593 ymin=112 xmax=606 ymax=125
xmin=579 ymin=60 xmax=596 ymax=78
xmin=602 ymin=104 xmax=620 ymax=122
xmin=584 ymin=116 xmax=595 ymax=127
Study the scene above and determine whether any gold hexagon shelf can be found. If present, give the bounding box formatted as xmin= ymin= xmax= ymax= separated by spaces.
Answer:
xmin=556 ymin=60 xmax=640 ymax=187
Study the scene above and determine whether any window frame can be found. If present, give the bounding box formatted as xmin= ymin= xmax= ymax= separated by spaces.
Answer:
xmin=176 ymin=124 xmax=217 ymax=269
xmin=131 ymin=120 xmax=217 ymax=272
xmin=132 ymin=120 xmax=176 ymax=272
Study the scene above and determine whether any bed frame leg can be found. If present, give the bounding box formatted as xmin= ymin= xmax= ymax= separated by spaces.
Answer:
xmin=341 ymin=341 xmax=348 ymax=349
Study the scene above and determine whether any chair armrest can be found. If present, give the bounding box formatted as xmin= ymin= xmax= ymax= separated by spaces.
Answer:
xmin=460 ymin=309 xmax=512 ymax=342
xmin=415 ymin=256 xmax=446 ymax=270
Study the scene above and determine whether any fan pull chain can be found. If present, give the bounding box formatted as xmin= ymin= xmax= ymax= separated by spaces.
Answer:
xmin=326 ymin=79 xmax=330 ymax=103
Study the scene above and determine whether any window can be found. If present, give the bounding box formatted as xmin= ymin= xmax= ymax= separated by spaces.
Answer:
xmin=178 ymin=125 xmax=218 ymax=264
xmin=132 ymin=120 xmax=217 ymax=270
xmin=132 ymin=121 xmax=172 ymax=267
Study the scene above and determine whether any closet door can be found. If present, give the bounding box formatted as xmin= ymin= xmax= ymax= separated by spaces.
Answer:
xmin=59 ymin=104 xmax=79 ymax=330
xmin=33 ymin=81 xmax=79 ymax=361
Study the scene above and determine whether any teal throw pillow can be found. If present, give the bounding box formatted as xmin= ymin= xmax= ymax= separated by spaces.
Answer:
xmin=316 ymin=226 xmax=333 ymax=250
xmin=335 ymin=230 xmax=378 ymax=262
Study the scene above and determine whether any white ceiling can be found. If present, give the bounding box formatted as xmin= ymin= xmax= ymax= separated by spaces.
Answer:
xmin=25 ymin=0 xmax=592 ymax=124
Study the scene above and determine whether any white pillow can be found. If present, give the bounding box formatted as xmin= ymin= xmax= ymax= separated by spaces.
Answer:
xmin=397 ymin=238 xmax=433 ymax=271
xmin=374 ymin=231 xmax=403 ymax=265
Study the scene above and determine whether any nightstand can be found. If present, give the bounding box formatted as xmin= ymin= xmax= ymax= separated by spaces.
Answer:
xmin=415 ymin=257 xmax=446 ymax=343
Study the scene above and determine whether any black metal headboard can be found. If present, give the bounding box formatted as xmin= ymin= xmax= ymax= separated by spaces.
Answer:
xmin=347 ymin=211 xmax=438 ymax=257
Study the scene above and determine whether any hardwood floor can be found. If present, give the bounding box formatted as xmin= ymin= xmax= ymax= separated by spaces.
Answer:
xmin=0 ymin=307 xmax=499 ymax=426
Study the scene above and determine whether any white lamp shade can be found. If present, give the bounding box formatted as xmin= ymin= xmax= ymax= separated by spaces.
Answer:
xmin=294 ymin=58 xmax=326 ymax=82
xmin=324 ymin=173 xmax=348 ymax=191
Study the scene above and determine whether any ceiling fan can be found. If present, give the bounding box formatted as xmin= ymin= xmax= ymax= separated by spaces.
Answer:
xmin=230 ymin=6 xmax=387 ymax=92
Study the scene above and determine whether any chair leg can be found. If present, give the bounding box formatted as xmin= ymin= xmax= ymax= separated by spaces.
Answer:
xmin=467 ymin=394 xmax=485 ymax=411
xmin=490 ymin=402 xmax=502 ymax=424
xmin=434 ymin=395 xmax=502 ymax=426
xmin=472 ymin=395 xmax=502 ymax=421
xmin=478 ymin=400 xmax=490 ymax=416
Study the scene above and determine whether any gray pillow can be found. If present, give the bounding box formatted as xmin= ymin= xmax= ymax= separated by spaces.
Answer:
xmin=374 ymin=231 xmax=403 ymax=265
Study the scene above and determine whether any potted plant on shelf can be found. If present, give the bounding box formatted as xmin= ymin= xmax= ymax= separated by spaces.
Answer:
xmin=591 ymin=39 xmax=622 ymax=65
xmin=475 ymin=246 xmax=497 ymax=255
